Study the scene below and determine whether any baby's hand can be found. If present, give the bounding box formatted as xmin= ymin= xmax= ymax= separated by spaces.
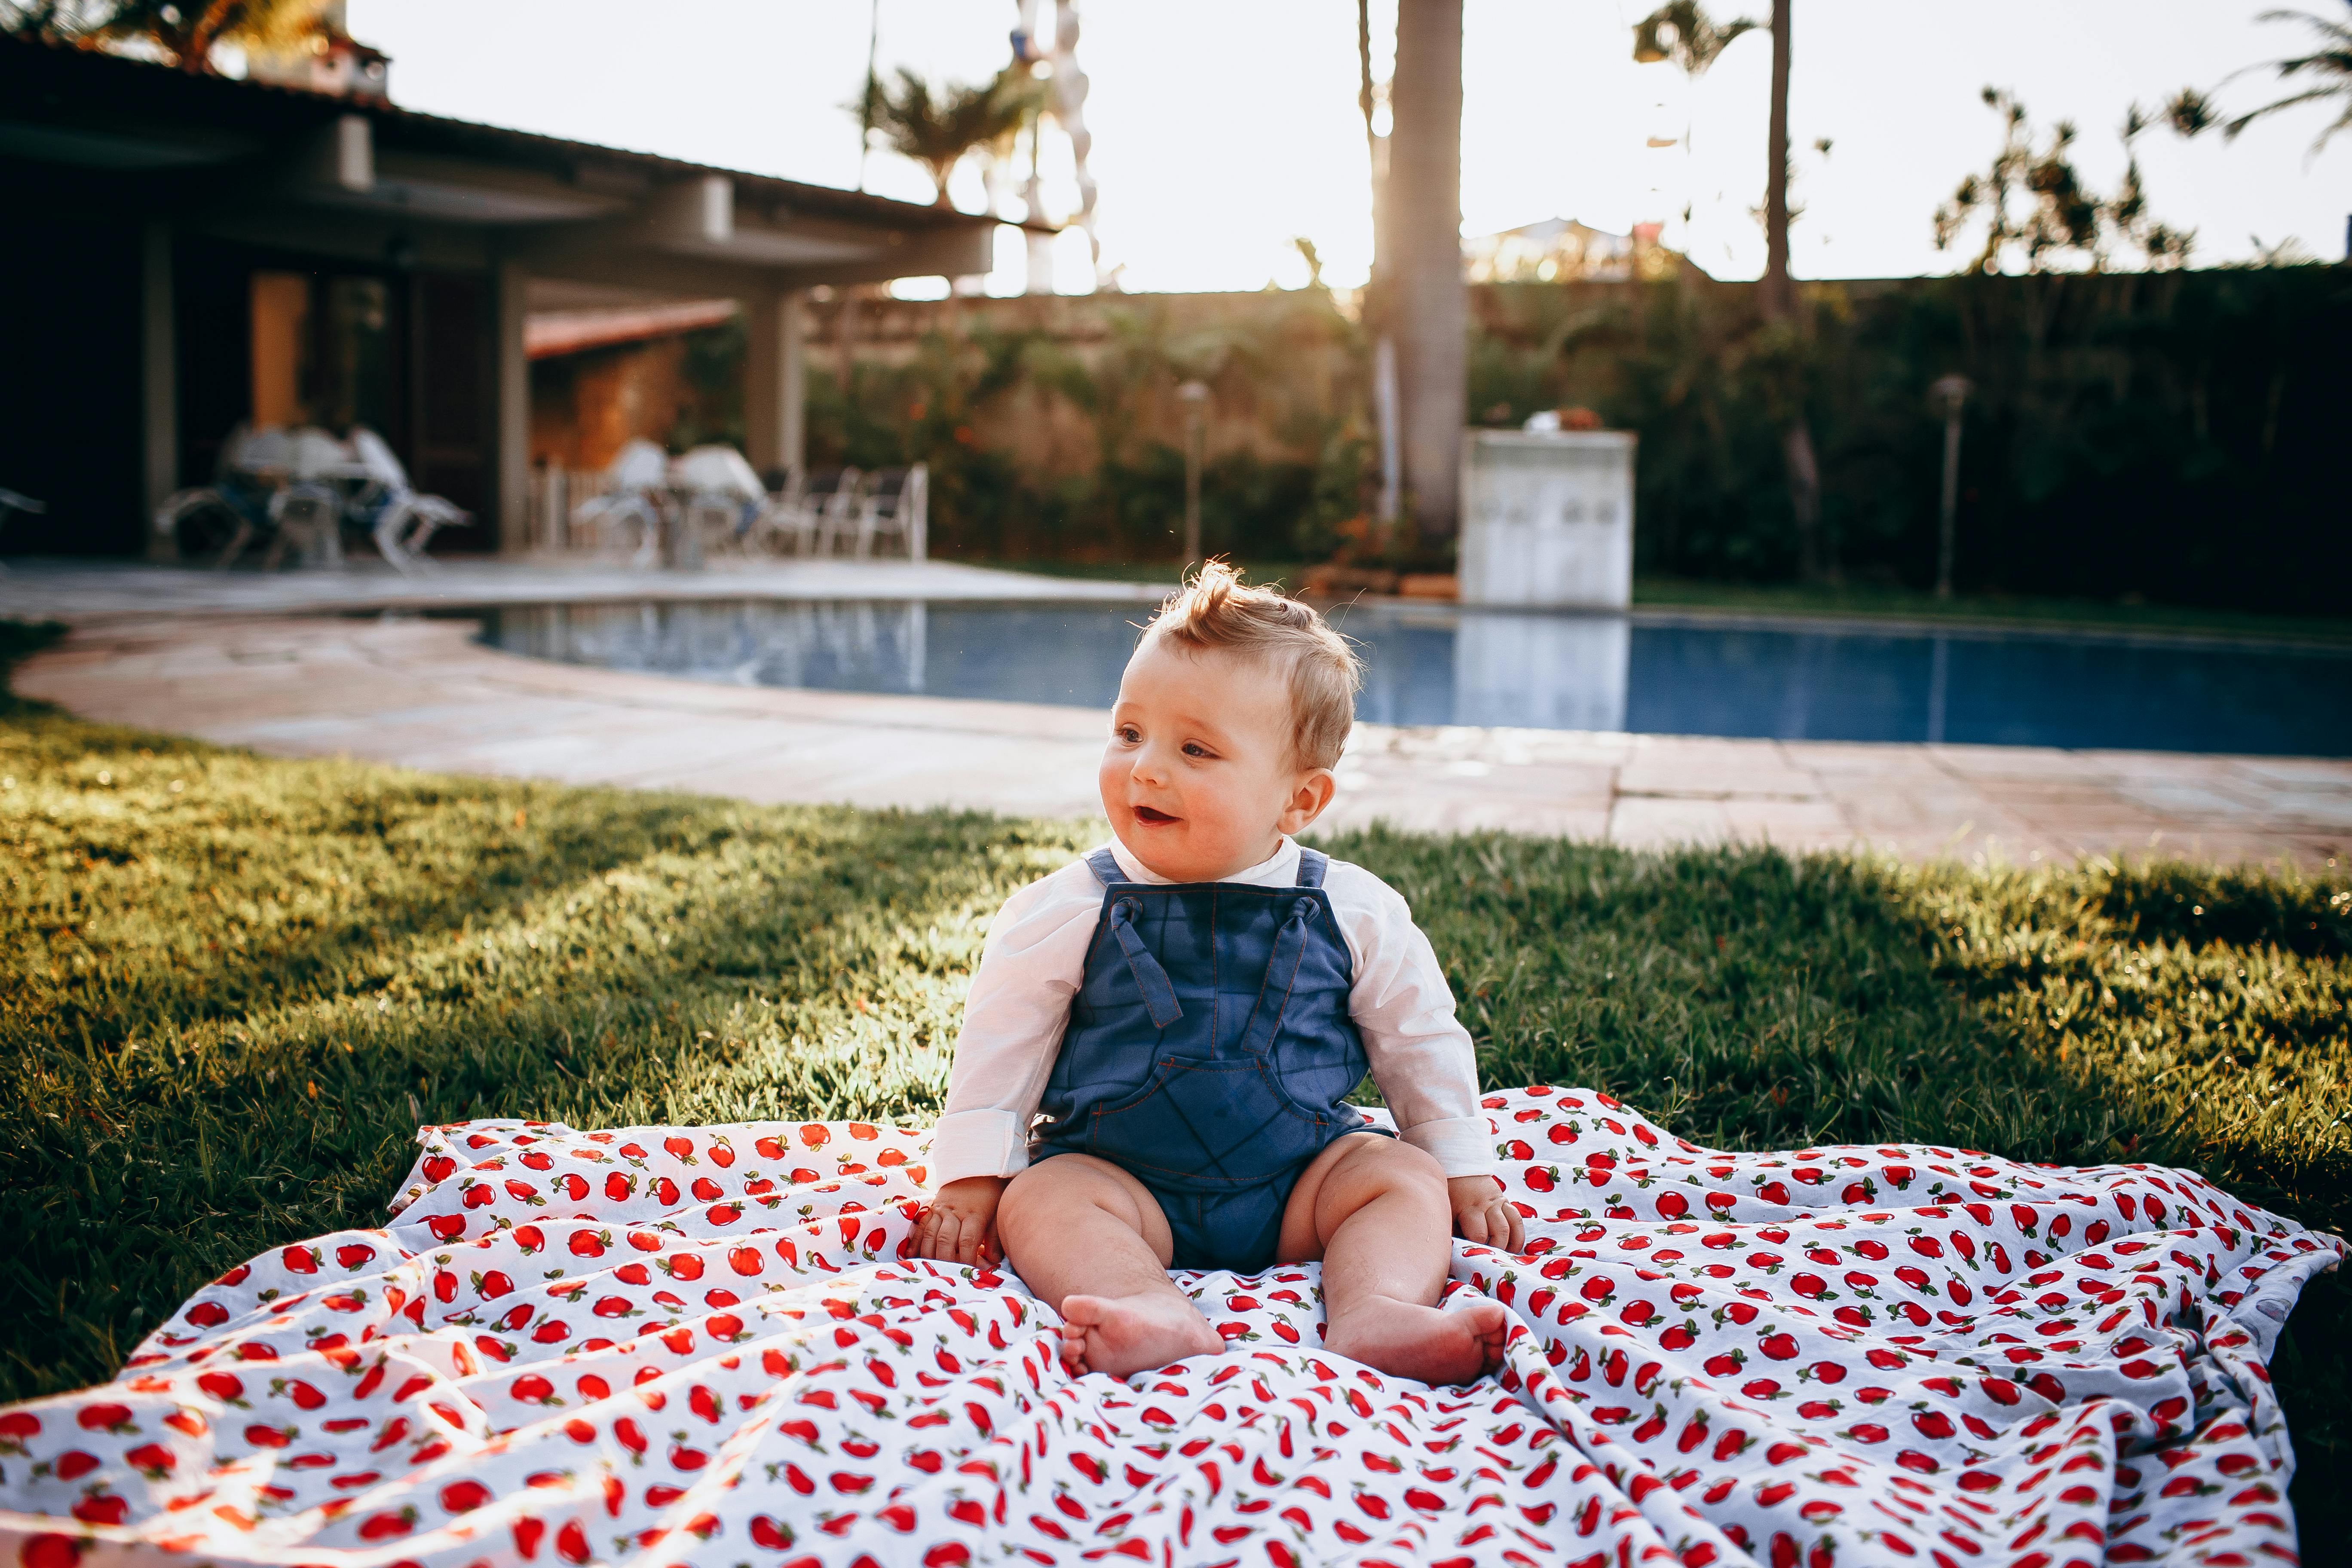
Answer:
xmin=913 ymin=1176 xmax=1009 ymax=1265
xmin=1448 ymin=1175 xmax=1526 ymax=1254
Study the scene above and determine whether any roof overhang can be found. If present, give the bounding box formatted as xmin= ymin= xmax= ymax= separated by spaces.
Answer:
xmin=0 ymin=36 xmax=1036 ymax=291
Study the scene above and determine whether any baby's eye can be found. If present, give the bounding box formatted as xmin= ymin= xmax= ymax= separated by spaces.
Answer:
xmin=1116 ymin=725 xmax=1140 ymax=743
xmin=1182 ymin=742 xmax=1212 ymax=758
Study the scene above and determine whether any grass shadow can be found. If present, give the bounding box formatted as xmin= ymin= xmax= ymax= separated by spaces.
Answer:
xmin=0 ymin=701 xmax=1090 ymax=1399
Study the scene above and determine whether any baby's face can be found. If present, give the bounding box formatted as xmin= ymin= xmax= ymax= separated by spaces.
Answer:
xmin=1099 ymin=638 xmax=1333 ymax=882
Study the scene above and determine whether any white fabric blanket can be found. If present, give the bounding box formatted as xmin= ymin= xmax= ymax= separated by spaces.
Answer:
xmin=0 ymin=1087 xmax=2338 ymax=1568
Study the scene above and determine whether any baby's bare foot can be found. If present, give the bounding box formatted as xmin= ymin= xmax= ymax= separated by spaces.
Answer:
xmin=1325 ymin=1295 xmax=1510 ymax=1386
xmin=1059 ymin=1291 xmax=1225 ymax=1379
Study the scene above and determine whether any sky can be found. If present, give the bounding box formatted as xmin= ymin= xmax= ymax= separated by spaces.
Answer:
xmin=348 ymin=1 xmax=2351 ymax=296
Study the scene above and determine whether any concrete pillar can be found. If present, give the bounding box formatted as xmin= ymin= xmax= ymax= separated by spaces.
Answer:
xmin=141 ymin=220 xmax=178 ymax=561
xmin=493 ymin=254 xmax=530 ymax=554
xmin=744 ymin=288 xmax=806 ymax=481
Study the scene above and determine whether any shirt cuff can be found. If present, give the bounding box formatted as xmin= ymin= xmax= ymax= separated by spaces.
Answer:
xmin=1399 ymin=1116 xmax=1498 ymax=1178
xmin=926 ymin=1109 xmax=1032 ymax=1188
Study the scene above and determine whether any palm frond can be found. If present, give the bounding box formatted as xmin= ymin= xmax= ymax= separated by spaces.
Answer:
xmin=857 ymin=65 xmax=1041 ymax=208
xmin=1631 ymin=0 xmax=1760 ymax=77
xmin=2214 ymin=5 xmax=2352 ymax=150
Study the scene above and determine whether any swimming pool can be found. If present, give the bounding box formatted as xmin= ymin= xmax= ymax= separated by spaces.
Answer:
xmin=475 ymin=597 xmax=2352 ymax=757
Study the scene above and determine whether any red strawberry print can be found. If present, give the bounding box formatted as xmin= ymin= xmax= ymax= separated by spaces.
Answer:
xmin=0 ymin=1090 xmax=2327 ymax=1568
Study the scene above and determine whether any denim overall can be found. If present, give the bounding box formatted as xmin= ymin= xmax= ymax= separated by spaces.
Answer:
xmin=1030 ymin=845 xmax=1375 ymax=1272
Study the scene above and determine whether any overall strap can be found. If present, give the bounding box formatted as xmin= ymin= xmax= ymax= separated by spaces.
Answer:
xmin=1235 ymin=894 xmax=1323 ymax=1057
xmin=1087 ymin=846 xmax=1182 ymax=1028
xmin=1105 ymin=897 xmax=1183 ymax=1029
xmin=1294 ymin=846 xmax=1329 ymax=887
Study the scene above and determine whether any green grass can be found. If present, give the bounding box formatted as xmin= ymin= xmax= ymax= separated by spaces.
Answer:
xmin=3 ymin=619 xmax=2349 ymax=1543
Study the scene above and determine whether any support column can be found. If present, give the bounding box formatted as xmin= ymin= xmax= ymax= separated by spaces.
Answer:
xmin=141 ymin=220 xmax=179 ymax=561
xmin=744 ymin=287 xmax=806 ymax=481
xmin=493 ymin=254 xmax=530 ymax=555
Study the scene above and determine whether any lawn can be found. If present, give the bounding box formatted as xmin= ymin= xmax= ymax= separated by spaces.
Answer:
xmin=3 ymin=618 xmax=2348 ymax=1543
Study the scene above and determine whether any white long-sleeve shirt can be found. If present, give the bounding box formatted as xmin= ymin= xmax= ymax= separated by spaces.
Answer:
xmin=929 ymin=835 xmax=1495 ymax=1188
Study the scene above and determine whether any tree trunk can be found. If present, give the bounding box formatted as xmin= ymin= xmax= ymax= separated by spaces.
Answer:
xmin=1359 ymin=0 xmax=1400 ymax=537
xmin=1387 ymin=0 xmax=1467 ymax=551
xmin=1759 ymin=0 xmax=1825 ymax=582
xmin=1760 ymin=0 xmax=1793 ymax=322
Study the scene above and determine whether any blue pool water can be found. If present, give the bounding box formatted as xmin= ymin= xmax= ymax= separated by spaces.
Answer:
xmin=476 ymin=598 xmax=2352 ymax=757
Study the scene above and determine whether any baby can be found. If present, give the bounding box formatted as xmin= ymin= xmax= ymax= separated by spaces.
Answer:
xmin=911 ymin=562 xmax=1521 ymax=1385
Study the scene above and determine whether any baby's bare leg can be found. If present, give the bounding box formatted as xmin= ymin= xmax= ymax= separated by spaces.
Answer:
xmin=997 ymin=1154 xmax=1223 ymax=1379
xmin=1277 ymin=1134 xmax=1509 ymax=1385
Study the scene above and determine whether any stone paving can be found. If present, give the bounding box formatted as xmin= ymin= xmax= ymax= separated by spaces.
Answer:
xmin=14 ymin=563 xmax=2347 ymax=869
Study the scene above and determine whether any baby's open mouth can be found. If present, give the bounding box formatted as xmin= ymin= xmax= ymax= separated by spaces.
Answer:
xmin=1131 ymin=805 xmax=1181 ymax=825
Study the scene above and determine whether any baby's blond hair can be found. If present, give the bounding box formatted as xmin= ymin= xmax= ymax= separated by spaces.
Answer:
xmin=1139 ymin=560 xmax=1361 ymax=770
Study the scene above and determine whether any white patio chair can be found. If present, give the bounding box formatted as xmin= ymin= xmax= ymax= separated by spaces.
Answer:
xmin=744 ymin=466 xmax=809 ymax=556
xmin=849 ymin=464 xmax=927 ymax=560
xmin=154 ymin=423 xmax=289 ymax=569
xmin=807 ymin=468 xmax=869 ymax=556
xmin=571 ymin=440 xmax=669 ymax=567
xmin=671 ymin=444 xmax=765 ymax=560
xmin=346 ymin=426 xmax=469 ymax=574
xmin=259 ymin=427 xmax=364 ymax=570
xmin=751 ymin=466 xmax=863 ymax=557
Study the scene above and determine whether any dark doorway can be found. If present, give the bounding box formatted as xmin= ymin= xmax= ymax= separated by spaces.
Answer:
xmin=410 ymin=272 xmax=490 ymax=545
xmin=0 ymin=217 xmax=143 ymax=556
xmin=173 ymin=237 xmax=493 ymax=555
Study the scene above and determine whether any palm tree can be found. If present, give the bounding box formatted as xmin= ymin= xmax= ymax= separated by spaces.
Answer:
xmin=1753 ymin=0 xmax=1828 ymax=582
xmin=862 ymin=66 xmax=1041 ymax=210
xmin=1387 ymin=0 xmax=1467 ymax=549
xmin=2207 ymin=3 xmax=2352 ymax=153
xmin=1357 ymin=0 xmax=1402 ymax=533
xmin=3 ymin=0 xmax=325 ymax=73
xmin=1632 ymin=0 xmax=1757 ymax=236
xmin=1632 ymin=2 xmax=1758 ymax=90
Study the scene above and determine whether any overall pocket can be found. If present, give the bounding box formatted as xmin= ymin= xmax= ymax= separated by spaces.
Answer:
xmin=1087 ymin=1054 xmax=1329 ymax=1186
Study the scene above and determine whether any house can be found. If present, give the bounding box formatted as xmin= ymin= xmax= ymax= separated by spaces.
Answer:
xmin=0 ymin=34 xmax=1005 ymax=557
xmin=525 ymin=298 xmax=745 ymax=473
xmin=1464 ymin=217 xmax=1692 ymax=285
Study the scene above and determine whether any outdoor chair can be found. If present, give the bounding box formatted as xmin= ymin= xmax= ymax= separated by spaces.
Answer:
xmin=345 ymin=426 xmax=469 ymax=574
xmin=806 ymin=468 xmax=867 ymax=556
xmin=756 ymin=468 xmax=863 ymax=557
xmin=571 ymin=440 xmax=669 ymax=567
xmin=744 ymin=466 xmax=810 ymax=556
xmin=155 ymin=423 xmax=290 ymax=569
xmin=257 ymin=428 xmax=364 ymax=570
xmin=671 ymin=444 xmax=766 ymax=561
xmin=748 ymin=466 xmax=861 ymax=557
xmin=848 ymin=464 xmax=928 ymax=560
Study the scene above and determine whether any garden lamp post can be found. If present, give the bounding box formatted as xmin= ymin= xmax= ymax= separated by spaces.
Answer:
xmin=1931 ymin=374 xmax=1972 ymax=600
xmin=1178 ymin=379 xmax=1209 ymax=568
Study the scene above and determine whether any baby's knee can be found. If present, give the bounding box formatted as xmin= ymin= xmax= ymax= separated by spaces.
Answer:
xmin=1329 ymin=1133 xmax=1446 ymax=1205
xmin=997 ymin=1158 xmax=1095 ymax=1240
xmin=1367 ymin=1136 xmax=1448 ymax=1192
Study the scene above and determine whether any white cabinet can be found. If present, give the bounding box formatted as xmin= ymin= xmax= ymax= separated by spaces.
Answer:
xmin=1458 ymin=430 xmax=1636 ymax=609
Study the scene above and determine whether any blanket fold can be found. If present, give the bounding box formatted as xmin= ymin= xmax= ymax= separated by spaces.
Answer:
xmin=0 ymin=1087 xmax=2335 ymax=1568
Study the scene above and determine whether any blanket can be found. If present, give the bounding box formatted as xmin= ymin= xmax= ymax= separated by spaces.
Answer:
xmin=0 ymin=1087 xmax=2338 ymax=1568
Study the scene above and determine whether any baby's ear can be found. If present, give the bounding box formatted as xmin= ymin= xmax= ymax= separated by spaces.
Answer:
xmin=1282 ymin=767 xmax=1338 ymax=832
